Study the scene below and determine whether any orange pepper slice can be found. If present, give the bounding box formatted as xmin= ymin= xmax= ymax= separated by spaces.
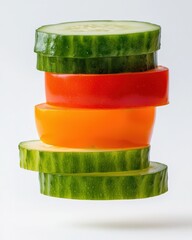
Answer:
xmin=35 ymin=104 xmax=155 ymax=149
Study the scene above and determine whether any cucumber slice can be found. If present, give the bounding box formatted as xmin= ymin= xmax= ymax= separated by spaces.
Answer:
xmin=37 ymin=52 xmax=157 ymax=74
xmin=39 ymin=162 xmax=168 ymax=200
xmin=19 ymin=140 xmax=150 ymax=173
xmin=34 ymin=20 xmax=160 ymax=58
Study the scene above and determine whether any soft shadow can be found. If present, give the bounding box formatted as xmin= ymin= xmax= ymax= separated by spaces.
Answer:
xmin=73 ymin=216 xmax=192 ymax=230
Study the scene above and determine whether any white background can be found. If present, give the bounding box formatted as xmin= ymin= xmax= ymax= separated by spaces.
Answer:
xmin=0 ymin=0 xmax=192 ymax=239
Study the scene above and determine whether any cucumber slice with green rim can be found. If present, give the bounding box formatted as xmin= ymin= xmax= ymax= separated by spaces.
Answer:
xmin=39 ymin=162 xmax=168 ymax=200
xmin=37 ymin=52 xmax=157 ymax=74
xmin=19 ymin=140 xmax=150 ymax=173
xmin=34 ymin=20 xmax=160 ymax=58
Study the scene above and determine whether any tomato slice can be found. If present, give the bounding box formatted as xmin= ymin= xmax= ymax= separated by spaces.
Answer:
xmin=35 ymin=104 xmax=155 ymax=149
xmin=45 ymin=66 xmax=169 ymax=108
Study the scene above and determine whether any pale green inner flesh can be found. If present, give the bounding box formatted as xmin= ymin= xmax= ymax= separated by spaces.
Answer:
xmin=20 ymin=140 xmax=149 ymax=153
xmin=47 ymin=162 xmax=166 ymax=177
xmin=40 ymin=21 xmax=159 ymax=35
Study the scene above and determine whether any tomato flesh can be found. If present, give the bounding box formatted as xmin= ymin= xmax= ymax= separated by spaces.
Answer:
xmin=45 ymin=66 xmax=169 ymax=108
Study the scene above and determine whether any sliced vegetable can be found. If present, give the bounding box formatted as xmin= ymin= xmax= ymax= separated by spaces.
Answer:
xmin=45 ymin=66 xmax=169 ymax=108
xmin=39 ymin=162 xmax=168 ymax=200
xmin=37 ymin=52 xmax=157 ymax=73
xmin=19 ymin=140 xmax=150 ymax=173
xmin=34 ymin=20 xmax=160 ymax=58
xmin=35 ymin=104 xmax=155 ymax=148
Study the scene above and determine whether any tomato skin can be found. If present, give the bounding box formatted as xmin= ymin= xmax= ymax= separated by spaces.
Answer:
xmin=35 ymin=104 xmax=155 ymax=149
xmin=45 ymin=66 xmax=169 ymax=108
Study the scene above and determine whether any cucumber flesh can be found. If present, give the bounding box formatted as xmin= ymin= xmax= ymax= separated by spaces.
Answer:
xmin=39 ymin=21 xmax=160 ymax=35
xmin=37 ymin=52 xmax=157 ymax=74
xmin=39 ymin=162 xmax=168 ymax=200
xmin=19 ymin=140 xmax=150 ymax=173
xmin=34 ymin=20 xmax=160 ymax=58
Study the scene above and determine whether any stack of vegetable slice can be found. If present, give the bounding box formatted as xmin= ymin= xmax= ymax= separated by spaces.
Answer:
xmin=19 ymin=20 xmax=169 ymax=200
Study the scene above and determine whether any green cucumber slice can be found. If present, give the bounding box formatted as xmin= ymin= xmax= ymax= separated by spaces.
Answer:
xmin=37 ymin=52 xmax=157 ymax=74
xmin=39 ymin=162 xmax=168 ymax=200
xmin=19 ymin=140 xmax=150 ymax=173
xmin=34 ymin=20 xmax=160 ymax=58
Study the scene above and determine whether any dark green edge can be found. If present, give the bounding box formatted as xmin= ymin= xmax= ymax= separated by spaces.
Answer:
xmin=39 ymin=162 xmax=168 ymax=200
xmin=34 ymin=20 xmax=160 ymax=58
xmin=36 ymin=52 xmax=157 ymax=74
xmin=19 ymin=141 xmax=150 ymax=173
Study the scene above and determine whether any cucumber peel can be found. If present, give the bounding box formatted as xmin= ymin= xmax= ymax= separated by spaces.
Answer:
xmin=37 ymin=52 xmax=157 ymax=74
xmin=19 ymin=140 xmax=150 ymax=173
xmin=39 ymin=162 xmax=168 ymax=200
xmin=34 ymin=20 xmax=160 ymax=58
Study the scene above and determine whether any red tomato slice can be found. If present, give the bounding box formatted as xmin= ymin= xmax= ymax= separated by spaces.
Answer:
xmin=45 ymin=66 xmax=169 ymax=108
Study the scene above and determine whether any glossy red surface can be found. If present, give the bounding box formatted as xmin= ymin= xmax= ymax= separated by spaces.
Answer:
xmin=45 ymin=66 xmax=169 ymax=108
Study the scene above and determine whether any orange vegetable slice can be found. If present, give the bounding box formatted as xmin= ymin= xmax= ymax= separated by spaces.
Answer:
xmin=35 ymin=104 xmax=155 ymax=149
